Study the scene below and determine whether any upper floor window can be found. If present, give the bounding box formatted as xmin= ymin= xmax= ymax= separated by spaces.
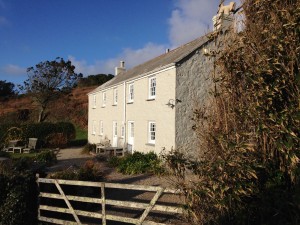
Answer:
xmin=99 ymin=120 xmax=103 ymax=135
xmin=92 ymin=94 xmax=96 ymax=108
xmin=113 ymin=88 xmax=118 ymax=105
xmin=121 ymin=124 xmax=125 ymax=138
xmin=128 ymin=83 xmax=134 ymax=102
xmin=92 ymin=120 xmax=96 ymax=135
xmin=149 ymin=77 xmax=156 ymax=99
xmin=148 ymin=121 xmax=156 ymax=144
xmin=102 ymin=92 xmax=106 ymax=107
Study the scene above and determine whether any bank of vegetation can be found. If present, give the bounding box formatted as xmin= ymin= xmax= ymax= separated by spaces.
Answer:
xmin=165 ymin=0 xmax=300 ymax=224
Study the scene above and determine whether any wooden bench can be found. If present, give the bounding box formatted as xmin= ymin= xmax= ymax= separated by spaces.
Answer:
xmin=96 ymin=146 xmax=124 ymax=156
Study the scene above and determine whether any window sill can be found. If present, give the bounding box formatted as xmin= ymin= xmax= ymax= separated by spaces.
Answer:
xmin=101 ymin=106 xmax=106 ymax=108
xmin=112 ymin=104 xmax=117 ymax=106
xmin=92 ymin=107 xmax=96 ymax=109
xmin=127 ymin=101 xmax=134 ymax=104
xmin=99 ymin=134 xmax=103 ymax=136
xmin=146 ymin=143 xmax=155 ymax=146
xmin=146 ymin=98 xmax=155 ymax=101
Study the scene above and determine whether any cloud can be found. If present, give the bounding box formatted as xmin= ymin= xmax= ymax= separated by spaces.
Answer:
xmin=69 ymin=0 xmax=242 ymax=76
xmin=2 ymin=64 xmax=26 ymax=75
xmin=168 ymin=0 xmax=220 ymax=47
xmin=69 ymin=42 xmax=166 ymax=76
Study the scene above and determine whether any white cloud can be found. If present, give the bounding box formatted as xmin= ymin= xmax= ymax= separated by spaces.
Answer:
xmin=168 ymin=0 xmax=220 ymax=47
xmin=69 ymin=0 xmax=242 ymax=76
xmin=69 ymin=42 xmax=166 ymax=76
xmin=2 ymin=64 xmax=26 ymax=75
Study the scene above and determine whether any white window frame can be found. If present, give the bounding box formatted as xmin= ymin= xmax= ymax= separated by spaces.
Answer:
xmin=148 ymin=77 xmax=156 ymax=99
xmin=148 ymin=121 xmax=156 ymax=144
xmin=92 ymin=120 xmax=96 ymax=135
xmin=99 ymin=120 xmax=103 ymax=135
xmin=128 ymin=83 xmax=134 ymax=103
xmin=128 ymin=121 xmax=134 ymax=139
xmin=121 ymin=124 xmax=125 ymax=138
xmin=92 ymin=94 xmax=96 ymax=108
xmin=102 ymin=92 xmax=106 ymax=107
xmin=113 ymin=88 xmax=118 ymax=105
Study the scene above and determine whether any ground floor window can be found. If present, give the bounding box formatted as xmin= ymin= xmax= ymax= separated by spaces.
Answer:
xmin=148 ymin=121 xmax=156 ymax=144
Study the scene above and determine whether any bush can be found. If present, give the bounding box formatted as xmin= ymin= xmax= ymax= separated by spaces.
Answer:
xmin=82 ymin=143 xmax=96 ymax=154
xmin=0 ymin=159 xmax=38 ymax=225
xmin=55 ymin=122 xmax=76 ymax=141
xmin=46 ymin=133 xmax=68 ymax=148
xmin=109 ymin=152 xmax=164 ymax=175
xmin=35 ymin=150 xmax=57 ymax=166
xmin=50 ymin=160 xmax=103 ymax=181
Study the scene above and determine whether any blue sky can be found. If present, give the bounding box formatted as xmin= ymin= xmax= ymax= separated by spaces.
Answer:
xmin=0 ymin=0 xmax=234 ymax=86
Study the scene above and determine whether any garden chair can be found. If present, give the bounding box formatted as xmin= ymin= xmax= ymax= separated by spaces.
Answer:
xmin=23 ymin=138 xmax=38 ymax=153
xmin=3 ymin=140 xmax=18 ymax=153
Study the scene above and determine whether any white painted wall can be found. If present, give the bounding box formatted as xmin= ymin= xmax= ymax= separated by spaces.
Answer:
xmin=88 ymin=66 xmax=177 ymax=155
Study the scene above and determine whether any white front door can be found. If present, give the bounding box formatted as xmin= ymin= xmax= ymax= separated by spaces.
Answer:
xmin=128 ymin=121 xmax=134 ymax=152
xmin=112 ymin=121 xmax=118 ymax=147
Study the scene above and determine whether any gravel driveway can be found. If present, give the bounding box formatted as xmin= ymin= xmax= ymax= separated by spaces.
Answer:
xmin=48 ymin=146 xmax=92 ymax=172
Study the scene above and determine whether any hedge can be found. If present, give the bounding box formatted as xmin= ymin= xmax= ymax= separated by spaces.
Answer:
xmin=0 ymin=122 xmax=76 ymax=148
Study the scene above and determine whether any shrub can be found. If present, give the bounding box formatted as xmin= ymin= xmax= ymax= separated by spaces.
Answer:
xmin=0 ymin=173 xmax=38 ymax=225
xmin=46 ymin=133 xmax=68 ymax=148
xmin=0 ymin=159 xmax=38 ymax=225
xmin=55 ymin=122 xmax=76 ymax=141
xmin=35 ymin=150 xmax=57 ymax=166
xmin=82 ymin=143 xmax=96 ymax=154
xmin=109 ymin=152 xmax=164 ymax=175
xmin=50 ymin=160 xmax=103 ymax=181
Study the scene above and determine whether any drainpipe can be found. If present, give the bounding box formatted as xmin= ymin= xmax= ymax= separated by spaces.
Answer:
xmin=123 ymin=81 xmax=126 ymax=151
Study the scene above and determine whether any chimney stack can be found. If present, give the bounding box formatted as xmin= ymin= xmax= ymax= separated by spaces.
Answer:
xmin=115 ymin=61 xmax=126 ymax=75
xmin=213 ymin=1 xmax=236 ymax=31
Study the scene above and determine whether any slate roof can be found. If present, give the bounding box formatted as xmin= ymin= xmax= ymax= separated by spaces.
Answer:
xmin=89 ymin=35 xmax=209 ymax=94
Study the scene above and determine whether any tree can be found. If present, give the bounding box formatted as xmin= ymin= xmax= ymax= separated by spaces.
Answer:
xmin=24 ymin=57 xmax=82 ymax=122
xmin=0 ymin=80 xmax=15 ymax=100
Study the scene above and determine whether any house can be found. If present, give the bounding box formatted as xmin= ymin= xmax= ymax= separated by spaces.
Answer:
xmin=88 ymin=4 xmax=236 ymax=155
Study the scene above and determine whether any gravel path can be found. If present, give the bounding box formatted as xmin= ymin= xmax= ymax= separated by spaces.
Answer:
xmin=48 ymin=146 xmax=92 ymax=172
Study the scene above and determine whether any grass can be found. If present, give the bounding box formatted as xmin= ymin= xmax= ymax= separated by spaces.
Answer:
xmin=9 ymin=152 xmax=37 ymax=159
xmin=69 ymin=125 xmax=88 ymax=147
xmin=75 ymin=126 xmax=87 ymax=140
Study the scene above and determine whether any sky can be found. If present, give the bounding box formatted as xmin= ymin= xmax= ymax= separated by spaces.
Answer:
xmin=0 ymin=0 xmax=236 ymax=86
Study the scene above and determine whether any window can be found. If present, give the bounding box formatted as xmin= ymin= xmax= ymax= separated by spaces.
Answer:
xmin=92 ymin=94 xmax=96 ymax=108
xmin=128 ymin=121 xmax=134 ymax=138
xmin=92 ymin=120 xmax=96 ymax=135
xmin=128 ymin=83 xmax=134 ymax=102
xmin=113 ymin=88 xmax=118 ymax=105
xmin=121 ymin=124 xmax=125 ymax=138
xmin=148 ymin=121 xmax=156 ymax=144
xmin=102 ymin=92 xmax=106 ymax=107
xmin=149 ymin=77 xmax=156 ymax=99
xmin=99 ymin=121 xmax=103 ymax=135
xmin=113 ymin=122 xmax=118 ymax=136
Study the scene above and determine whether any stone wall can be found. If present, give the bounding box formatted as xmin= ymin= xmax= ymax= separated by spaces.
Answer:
xmin=175 ymin=40 xmax=215 ymax=157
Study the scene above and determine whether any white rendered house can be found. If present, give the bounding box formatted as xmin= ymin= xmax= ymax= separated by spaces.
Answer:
xmin=88 ymin=8 xmax=236 ymax=154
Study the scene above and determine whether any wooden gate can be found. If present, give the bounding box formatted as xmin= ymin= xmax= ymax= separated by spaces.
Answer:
xmin=37 ymin=177 xmax=183 ymax=225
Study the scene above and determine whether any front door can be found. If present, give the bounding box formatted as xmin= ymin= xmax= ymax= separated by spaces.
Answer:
xmin=112 ymin=121 xmax=118 ymax=147
xmin=128 ymin=121 xmax=134 ymax=152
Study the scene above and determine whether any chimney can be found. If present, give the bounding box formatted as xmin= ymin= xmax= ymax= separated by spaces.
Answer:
xmin=213 ymin=1 xmax=236 ymax=31
xmin=165 ymin=48 xmax=170 ymax=53
xmin=115 ymin=61 xmax=126 ymax=75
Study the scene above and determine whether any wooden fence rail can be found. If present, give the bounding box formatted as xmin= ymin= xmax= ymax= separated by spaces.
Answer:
xmin=37 ymin=176 xmax=183 ymax=225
